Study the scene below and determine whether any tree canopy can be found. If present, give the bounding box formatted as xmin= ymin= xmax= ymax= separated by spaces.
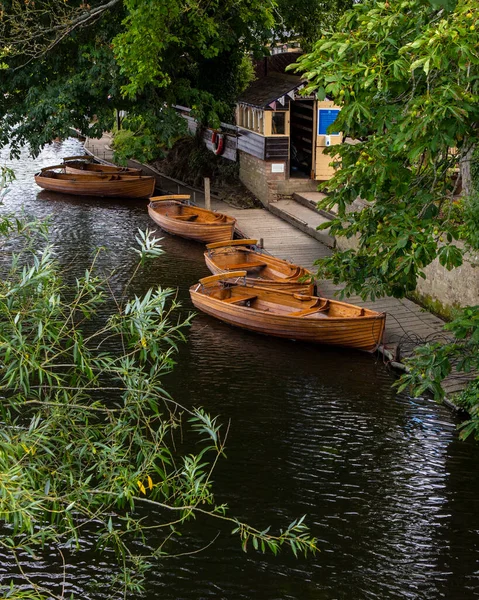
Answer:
xmin=0 ymin=0 xmax=350 ymax=157
xmin=296 ymin=0 xmax=479 ymax=419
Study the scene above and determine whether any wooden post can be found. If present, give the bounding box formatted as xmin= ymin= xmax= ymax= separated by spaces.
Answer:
xmin=204 ymin=177 xmax=211 ymax=210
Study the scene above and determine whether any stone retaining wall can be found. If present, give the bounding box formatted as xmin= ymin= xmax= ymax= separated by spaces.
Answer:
xmin=335 ymin=207 xmax=479 ymax=313
xmin=415 ymin=249 xmax=479 ymax=312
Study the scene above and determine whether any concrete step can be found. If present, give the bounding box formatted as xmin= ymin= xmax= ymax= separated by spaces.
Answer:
xmin=268 ymin=199 xmax=335 ymax=248
xmin=292 ymin=191 xmax=337 ymax=220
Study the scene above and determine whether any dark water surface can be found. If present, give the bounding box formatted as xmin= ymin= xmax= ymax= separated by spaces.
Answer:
xmin=1 ymin=140 xmax=479 ymax=600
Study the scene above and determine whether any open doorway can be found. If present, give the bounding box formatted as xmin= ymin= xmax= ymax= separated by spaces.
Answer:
xmin=289 ymin=100 xmax=314 ymax=178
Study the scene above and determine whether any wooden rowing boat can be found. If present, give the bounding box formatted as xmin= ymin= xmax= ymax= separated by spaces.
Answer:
xmin=62 ymin=156 xmax=142 ymax=176
xmin=204 ymin=239 xmax=315 ymax=294
xmin=34 ymin=166 xmax=155 ymax=199
xmin=148 ymin=195 xmax=236 ymax=243
xmin=190 ymin=271 xmax=386 ymax=352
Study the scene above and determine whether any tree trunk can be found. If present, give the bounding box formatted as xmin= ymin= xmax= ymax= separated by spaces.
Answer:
xmin=460 ymin=146 xmax=474 ymax=196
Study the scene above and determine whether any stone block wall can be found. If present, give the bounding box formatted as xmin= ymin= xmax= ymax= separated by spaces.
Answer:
xmin=335 ymin=206 xmax=479 ymax=312
xmin=276 ymin=179 xmax=319 ymax=197
xmin=415 ymin=249 xmax=479 ymax=311
xmin=239 ymin=151 xmax=286 ymax=206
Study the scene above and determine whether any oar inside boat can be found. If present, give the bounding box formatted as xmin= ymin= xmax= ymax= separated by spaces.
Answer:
xmin=206 ymin=239 xmax=259 ymax=250
xmin=40 ymin=164 xmax=66 ymax=172
xmin=150 ymin=194 xmax=192 ymax=203
xmin=198 ymin=270 xmax=248 ymax=287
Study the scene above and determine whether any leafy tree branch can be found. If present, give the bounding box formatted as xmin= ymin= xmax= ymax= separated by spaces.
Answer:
xmin=0 ymin=190 xmax=317 ymax=597
xmin=295 ymin=0 xmax=479 ymax=416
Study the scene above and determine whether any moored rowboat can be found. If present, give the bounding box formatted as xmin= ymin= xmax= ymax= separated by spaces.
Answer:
xmin=190 ymin=271 xmax=386 ymax=352
xmin=204 ymin=239 xmax=315 ymax=294
xmin=62 ymin=156 xmax=142 ymax=176
xmin=34 ymin=167 xmax=155 ymax=199
xmin=148 ymin=195 xmax=236 ymax=243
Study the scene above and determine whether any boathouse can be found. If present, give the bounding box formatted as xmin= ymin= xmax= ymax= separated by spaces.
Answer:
xmin=177 ymin=52 xmax=342 ymax=207
xmin=235 ymin=64 xmax=342 ymax=205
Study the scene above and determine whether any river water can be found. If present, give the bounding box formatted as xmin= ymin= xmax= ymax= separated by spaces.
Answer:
xmin=1 ymin=139 xmax=479 ymax=600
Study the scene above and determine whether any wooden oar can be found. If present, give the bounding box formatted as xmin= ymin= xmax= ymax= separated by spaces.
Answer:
xmin=198 ymin=271 xmax=247 ymax=285
xmin=62 ymin=155 xmax=93 ymax=161
xmin=149 ymin=194 xmax=191 ymax=203
xmin=206 ymin=239 xmax=258 ymax=249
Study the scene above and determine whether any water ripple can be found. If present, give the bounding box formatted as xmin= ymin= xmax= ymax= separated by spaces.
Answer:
xmin=0 ymin=140 xmax=478 ymax=599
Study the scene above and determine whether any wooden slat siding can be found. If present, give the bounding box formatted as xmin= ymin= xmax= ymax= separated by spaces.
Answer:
xmin=237 ymin=129 xmax=266 ymax=159
xmin=177 ymin=114 xmax=239 ymax=161
xmin=184 ymin=115 xmax=198 ymax=134
xmin=265 ymin=137 xmax=289 ymax=160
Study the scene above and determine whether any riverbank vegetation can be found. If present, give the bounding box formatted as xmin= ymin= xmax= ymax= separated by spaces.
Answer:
xmin=296 ymin=0 xmax=479 ymax=427
xmin=149 ymin=135 xmax=261 ymax=208
xmin=0 ymin=168 xmax=317 ymax=599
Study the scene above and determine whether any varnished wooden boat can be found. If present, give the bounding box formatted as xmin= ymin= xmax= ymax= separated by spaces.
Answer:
xmin=148 ymin=195 xmax=236 ymax=243
xmin=34 ymin=166 xmax=155 ymax=199
xmin=62 ymin=156 xmax=142 ymax=176
xmin=190 ymin=271 xmax=386 ymax=352
xmin=204 ymin=239 xmax=315 ymax=294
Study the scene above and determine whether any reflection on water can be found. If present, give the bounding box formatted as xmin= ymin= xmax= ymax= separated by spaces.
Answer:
xmin=1 ymin=140 xmax=479 ymax=599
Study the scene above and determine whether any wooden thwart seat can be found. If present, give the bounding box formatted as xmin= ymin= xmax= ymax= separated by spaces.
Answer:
xmin=225 ymin=261 xmax=266 ymax=270
xmin=206 ymin=239 xmax=258 ymax=249
xmin=150 ymin=194 xmax=191 ymax=202
xmin=223 ymin=295 xmax=258 ymax=305
xmin=289 ymin=300 xmax=330 ymax=317
xmin=171 ymin=214 xmax=198 ymax=221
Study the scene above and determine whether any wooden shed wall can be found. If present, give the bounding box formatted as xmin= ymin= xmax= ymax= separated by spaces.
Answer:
xmin=204 ymin=132 xmax=237 ymax=162
xmin=237 ymin=129 xmax=266 ymax=160
xmin=183 ymin=114 xmax=238 ymax=162
xmin=265 ymin=137 xmax=289 ymax=160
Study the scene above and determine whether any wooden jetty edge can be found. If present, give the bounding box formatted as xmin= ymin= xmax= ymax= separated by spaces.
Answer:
xmin=83 ymin=134 xmax=468 ymax=404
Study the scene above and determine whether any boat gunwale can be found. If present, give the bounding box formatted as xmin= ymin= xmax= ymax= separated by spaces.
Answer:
xmin=190 ymin=285 xmax=385 ymax=323
xmin=204 ymin=246 xmax=314 ymax=282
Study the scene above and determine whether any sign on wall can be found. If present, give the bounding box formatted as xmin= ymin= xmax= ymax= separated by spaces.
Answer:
xmin=318 ymin=109 xmax=340 ymax=135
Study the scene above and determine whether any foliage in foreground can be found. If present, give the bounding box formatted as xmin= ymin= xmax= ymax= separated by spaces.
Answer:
xmin=295 ymin=0 xmax=479 ymax=411
xmin=0 ymin=170 xmax=316 ymax=599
